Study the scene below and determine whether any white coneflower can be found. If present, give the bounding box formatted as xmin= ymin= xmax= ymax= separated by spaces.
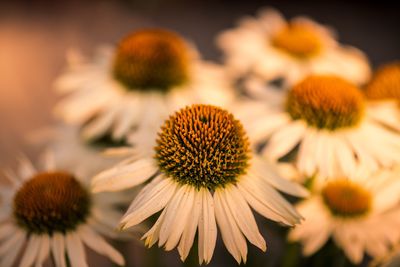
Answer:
xmin=55 ymin=28 xmax=235 ymax=147
xmin=217 ymin=8 xmax=370 ymax=86
xmin=0 ymin=154 xmax=125 ymax=267
xmin=364 ymin=62 xmax=400 ymax=132
xmin=289 ymin=167 xmax=400 ymax=264
xmin=243 ymin=75 xmax=400 ymax=178
xmin=92 ymin=104 xmax=308 ymax=264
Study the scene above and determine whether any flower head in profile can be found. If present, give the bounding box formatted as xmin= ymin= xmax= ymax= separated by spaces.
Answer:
xmin=92 ymin=104 xmax=308 ymax=264
xmin=289 ymin=166 xmax=400 ymax=264
xmin=364 ymin=62 xmax=400 ymax=132
xmin=54 ymin=28 xmax=235 ymax=147
xmin=217 ymin=8 xmax=370 ymax=86
xmin=0 ymin=154 xmax=125 ymax=267
xmin=243 ymin=74 xmax=400 ymax=178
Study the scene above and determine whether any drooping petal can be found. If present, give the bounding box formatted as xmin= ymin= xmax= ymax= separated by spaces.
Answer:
xmin=0 ymin=229 xmax=25 ymax=267
xmin=240 ymin=174 xmax=302 ymax=225
xmin=178 ymin=189 xmax=201 ymax=261
xmin=65 ymin=232 xmax=88 ymax=267
xmin=120 ymin=178 xmax=177 ymax=230
xmin=142 ymin=209 xmax=167 ymax=248
xmin=35 ymin=235 xmax=50 ymax=267
xmin=79 ymin=225 xmax=125 ymax=266
xmin=251 ymin=157 xmax=309 ymax=197
xmin=222 ymin=185 xmax=266 ymax=251
xmin=51 ymin=233 xmax=66 ymax=267
xmin=160 ymin=185 xmax=194 ymax=250
xmin=19 ymin=235 xmax=41 ymax=267
xmin=214 ymin=188 xmax=247 ymax=264
xmin=198 ymin=188 xmax=217 ymax=264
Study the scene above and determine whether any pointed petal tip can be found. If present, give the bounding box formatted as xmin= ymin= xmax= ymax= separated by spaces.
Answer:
xmin=260 ymin=242 xmax=267 ymax=252
xmin=90 ymin=184 xmax=105 ymax=194
xmin=117 ymin=223 xmax=127 ymax=231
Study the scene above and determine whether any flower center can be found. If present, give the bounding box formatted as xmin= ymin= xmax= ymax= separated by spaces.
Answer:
xmin=112 ymin=29 xmax=190 ymax=92
xmin=365 ymin=62 xmax=400 ymax=101
xmin=286 ymin=75 xmax=365 ymax=130
xmin=322 ymin=179 xmax=371 ymax=217
xmin=271 ymin=23 xmax=322 ymax=58
xmin=13 ymin=171 xmax=91 ymax=234
xmin=155 ymin=105 xmax=250 ymax=190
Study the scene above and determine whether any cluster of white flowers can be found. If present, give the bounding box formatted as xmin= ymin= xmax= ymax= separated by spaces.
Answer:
xmin=1 ymin=7 xmax=400 ymax=267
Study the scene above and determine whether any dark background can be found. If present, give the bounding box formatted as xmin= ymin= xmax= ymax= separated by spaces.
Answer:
xmin=0 ymin=0 xmax=399 ymax=266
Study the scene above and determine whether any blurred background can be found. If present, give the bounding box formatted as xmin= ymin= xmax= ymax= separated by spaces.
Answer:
xmin=0 ymin=0 xmax=399 ymax=266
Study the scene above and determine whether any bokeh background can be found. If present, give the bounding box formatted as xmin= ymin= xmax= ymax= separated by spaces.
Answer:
xmin=0 ymin=0 xmax=399 ymax=266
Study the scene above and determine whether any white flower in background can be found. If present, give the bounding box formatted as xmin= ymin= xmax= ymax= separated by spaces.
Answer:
xmin=365 ymin=62 xmax=400 ymax=132
xmin=55 ymin=28 xmax=235 ymax=146
xmin=28 ymin=125 xmax=122 ymax=178
xmin=217 ymin=8 xmax=370 ymax=86
xmin=243 ymin=75 xmax=400 ymax=178
xmin=289 ymin=166 xmax=400 ymax=264
xmin=0 ymin=154 xmax=126 ymax=267
xmin=92 ymin=104 xmax=308 ymax=264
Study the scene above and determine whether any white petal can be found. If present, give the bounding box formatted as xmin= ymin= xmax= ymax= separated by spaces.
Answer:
xmin=82 ymin=106 xmax=119 ymax=140
xmin=19 ymin=235 xmax=41 ymax=267
xmin=345 ymin=133 xmax=378 ymax=172
xmin=79 ymin=225 xmax=124 ymax=266
xmin=120 ymin=178 xmax=177 ymax=229
xmin=123 ymin=175 xmax=163 ymax=215
xmin=302 ymin=222 xmax=332 ymax=256
xmin=142 ymin=209 xmax=166 ymax=248
xmin=297 ymin=128 xmax=318 ymax=176
xmin=198 ymin=188 xmax=217 ymax=264
xmin=240 ymin=174 xmax=301 ymax=224
xmin=332 ymin=135 xmax=357 ymax=177
xmin=42 ymin=150 xmax=56 ymax=171
xmin=17 ymin=155 xmax=36 ymax=180
xmin=0 ymin=229 xmax=25 ymax=255
xmin=65 ymin=232 xmax=88 ymax=267
xmin=214 ymin=189 xmax=247 ymax=264
xmin=35 ymin=235 xmax=50 ymax=267
xmin=161 ymin=185 xmax=195 ymax=251
xmin=252 ymin=157 xmax=309 ymax=197
xmin=334 ymin=225 xmax=364 ymax=264
xmin=289 ymin=199 xmax=331 ymax=255
xmin=247 ymin=113 xmax=291 ymax=144
xmin=223 ymin=185 xmax=266 ymax=251
xmin=0 ymin=229 xmax=25 ymax=267
xmin=51 ymin=233 xmax=66 ymax=267
xmin=92 ymin=158 xmax=157 ymax=192
xmin=262 ymin=121 xmax=306 ymax=160
xmin=0 ymin=223 xmax=17 ymax=241
xmin=112 ymin=98 xmax=142 ymax=139
xmin=238 ymin=181 xmax=293 ymax=224
xmin=178 ymin=190 xmax=201 ymax=261
xmin=55 ymin=89 xmax=110 ymax=124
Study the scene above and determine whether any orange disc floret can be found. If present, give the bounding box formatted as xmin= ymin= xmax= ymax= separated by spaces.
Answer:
xmin=155 ymin=104 xmax=250 ymax=190
xmin=286 ymin=75 xmax=365 ymax=130
xmin=113 ymin=29 xmax=190 ymax=91
xmin=322 ymin=179 xmax=371 ymax=217
xmin=272 ymin=23 xmax=322 ymax=58
xmin=365 ymin=62 xmax=400 ymax=101
xmin=13 ymin=171 xmax=91 ymax=234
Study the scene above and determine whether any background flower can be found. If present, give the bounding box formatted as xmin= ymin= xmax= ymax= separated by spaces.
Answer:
xmin=0 ymin=153 xmax=128 ymax=267
xmin=217 ymin=8 xmax=371 ymax=86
